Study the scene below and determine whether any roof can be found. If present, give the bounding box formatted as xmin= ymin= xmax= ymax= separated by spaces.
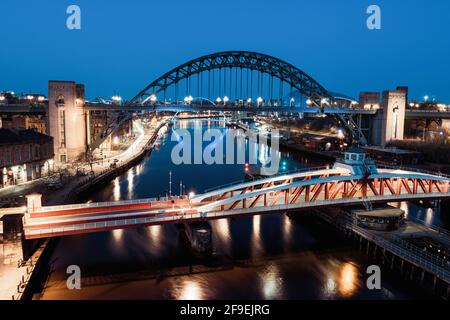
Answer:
xmin=0 ymin=128 xmax=53 ymax=146
xmin=0 ymin=104 xmax=47 ymax=115
xmin=346 ymin=145 xmax=366 ymax=154
xmin=352 ymin=208 xmax=404 ymax=218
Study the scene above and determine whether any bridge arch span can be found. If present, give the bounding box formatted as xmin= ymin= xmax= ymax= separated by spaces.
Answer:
xmin=131 ymin=51 xmax=334 ymax=107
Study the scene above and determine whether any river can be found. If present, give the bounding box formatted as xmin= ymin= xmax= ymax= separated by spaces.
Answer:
xmin=37 ymin=118 xmax=448 ymax=300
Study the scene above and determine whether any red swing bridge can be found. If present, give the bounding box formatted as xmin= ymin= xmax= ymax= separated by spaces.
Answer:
xmin=20 ymin=148 xmax=450 ymax=239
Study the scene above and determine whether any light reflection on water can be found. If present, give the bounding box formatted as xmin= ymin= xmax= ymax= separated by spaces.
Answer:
xmin=174 ymin=280 xmax=205 ymax=300
xmin=260 ymin=263 xmax=284 ymax=300
xmin=338 ymin=262 xmax=358 ymax=297
xmin=113 ymin=177 xmax=120 ymax=201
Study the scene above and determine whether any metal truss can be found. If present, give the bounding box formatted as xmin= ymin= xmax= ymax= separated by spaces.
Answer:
xmin=131 ymin=51 xmax=334 ymax=107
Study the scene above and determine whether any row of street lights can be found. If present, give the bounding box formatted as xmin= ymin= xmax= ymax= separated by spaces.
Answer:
xmin=115 ymin=93 xmax=358 ymax=108
xmin=146 ymin=94 xmax=318 ymax=107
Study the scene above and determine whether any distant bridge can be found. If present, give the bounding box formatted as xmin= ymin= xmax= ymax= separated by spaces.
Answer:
xmin=84 ymin=102 xmax=378 ymax=115
xmin=22 ymin=165 xmax=450 ymax=239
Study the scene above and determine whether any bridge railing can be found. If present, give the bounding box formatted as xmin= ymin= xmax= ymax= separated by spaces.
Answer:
xmin=203 ymin=166 xmax=330 ymax=193
xmin=31 ymin=195 xmax=187 ymax=213
xmin=376 ymin=163 xmax=450 ymax=180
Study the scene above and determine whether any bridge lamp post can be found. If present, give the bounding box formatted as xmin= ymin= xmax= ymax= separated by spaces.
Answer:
xmin=223 ymin=96 xmax=229 ymax=106
xmin=424 ymin=95 xmax=429 ymax=102
xmin=149 ymin=94 xmax=157 ymax=104
xmin=247 ymin=98 xmax=252 ymax=106
xmin=321 ymin=98 xmax=331 ymax=108
xmin=111 ymin=95 xmax=122 ymax=104
xmin=257 ymin=97 xmax=263 ymax=107
xmin=184 ymin=95 xmax=193 ymax=104
xmin=306 ymin=98 xmax=313 ymax=107
xmin=216 ymin=97 xmax=222 ymax=105
xmin=290 ymin=98 xmax=295 ymax=107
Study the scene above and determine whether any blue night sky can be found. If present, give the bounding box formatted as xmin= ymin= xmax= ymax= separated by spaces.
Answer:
xmin=0 ymin=0 xmax=449 ymax=102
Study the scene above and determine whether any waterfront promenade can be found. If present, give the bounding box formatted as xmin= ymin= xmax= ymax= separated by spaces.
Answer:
xmin=0 ymin=118 xmax=168 ymax=300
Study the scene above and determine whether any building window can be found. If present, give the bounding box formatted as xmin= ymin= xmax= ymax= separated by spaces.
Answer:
xmin=56 ymin=95 xmax=65 ymax=106
xmin=60 ymin=155 xmax=66 ymax=163
xmin=60 ymin=110 xmax=66 ymax=148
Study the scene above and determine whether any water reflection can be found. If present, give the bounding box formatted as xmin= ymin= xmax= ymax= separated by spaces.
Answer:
xmin=214 ymin=219 xmax=231 ymax=253
xmin=282 ymin=215 xmax=293 ymax=249
xmin=251 ymin=215 xmax=262 ymax=257
xmin=148 ymin=224 xmax=160 ymax=237
xmin=113 ymin=177 xmax=120 ymax=201
xmin=127 ymin=169 xmax=134 ymax=198
xmin=338 ymin=263 xmax=358 ymax=297
xmin=259 ymin=263 xmax=284 ymax=300
xmin=322 ymin=261 xmax=359 ymax=299
xmin=399 ymin=202 xmax=409 ymax=218
xmin=175 ymin=280 xmax=204 ymax=300
xmin=112 ymin=229 xmax=123 ymax=243
xmin=425 ymin=208 xmax=433 ymax=226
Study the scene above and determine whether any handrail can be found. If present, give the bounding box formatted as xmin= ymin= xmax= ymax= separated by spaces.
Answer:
xmin=203 ymin=166 xmax=330 ymax=193
xmin=376 ymin=163 xmax=450 ymax=179
xmin=32 ymin=195 xmax=188 ymax=213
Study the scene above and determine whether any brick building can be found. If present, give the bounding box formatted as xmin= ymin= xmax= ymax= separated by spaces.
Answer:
xmin=0 ymin=129 xmax=54 ymax=188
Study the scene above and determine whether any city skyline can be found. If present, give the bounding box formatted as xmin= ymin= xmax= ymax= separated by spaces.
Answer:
xmin=1 ymin=0 xmax=450 ymax=102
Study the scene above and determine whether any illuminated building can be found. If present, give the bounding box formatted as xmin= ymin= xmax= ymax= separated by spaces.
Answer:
xmin=0 ymin=128 xmax=54 ymax=188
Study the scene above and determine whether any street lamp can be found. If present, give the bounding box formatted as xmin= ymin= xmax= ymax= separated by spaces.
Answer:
xmin=223 ymin=96 xmax=229 ymax=105
xmin=290 ymin=97 xmax=295 ymax=107
xmin=184 ymin=95 xmax=193 ymax=104
xmin=112 ymin=95 xmax=122 ymax=103
xmin=424 ymin=95 xmax=429 ymax=102
xmin=257 ymin=96 xmax=263 ymax=107
xmin=149 ymin=94 xmax=157 ymax=103
xmin=216 ymin=97 xmax=222 ymax=104
xmin=306 ymin=98 xmax=313 ymax=106
xmin=247 ymin=98 xmax=252 ymax=105
xmin=0 ymin=95 xmax=5 ymax=101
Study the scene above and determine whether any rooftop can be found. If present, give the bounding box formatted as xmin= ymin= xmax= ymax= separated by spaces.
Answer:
xmin=363 ymin=146 xmax=421 ymax=155
xmin=0 ymin=128 xmax=53 ymax=146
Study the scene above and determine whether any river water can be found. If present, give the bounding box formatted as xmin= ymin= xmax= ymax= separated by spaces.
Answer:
xmin=38 ymin=119 xmax=448 ymax=300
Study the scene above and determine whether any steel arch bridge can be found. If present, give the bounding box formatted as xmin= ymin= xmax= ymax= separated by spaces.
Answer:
xmin=131 ymin=51 xmax=334 ymax=107
xmin=126 ymin=50 xmax=367 ymax=143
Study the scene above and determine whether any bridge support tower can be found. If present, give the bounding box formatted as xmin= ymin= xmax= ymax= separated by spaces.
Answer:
xmin=371 ymin=88 xmax=407 ymax=147
xmin=48 ymin=81 xmax=87 ymax=164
